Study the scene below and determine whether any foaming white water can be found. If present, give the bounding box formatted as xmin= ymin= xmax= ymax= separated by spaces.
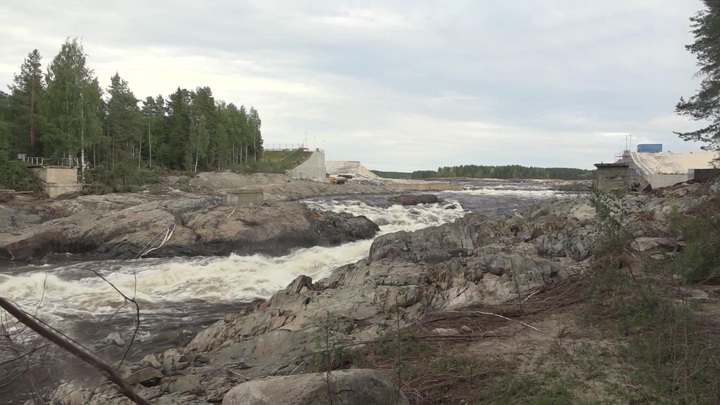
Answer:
xmin=305 ymin=199 xmax=465 ymax=234
xmin=0 ymin=200 xmax=465 ymax=321
xmin=452 ymin=188 xmax=560 ymax=198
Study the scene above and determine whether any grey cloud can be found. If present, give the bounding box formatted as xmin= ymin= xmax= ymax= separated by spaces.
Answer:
xmin=0 ymin=0 xmax=709 ymax=171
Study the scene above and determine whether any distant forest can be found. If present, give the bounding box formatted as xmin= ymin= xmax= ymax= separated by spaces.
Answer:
xmin=0 ymin=38 xmax=263 ymax=175
xmin=374 ymin=165 xmax=595 ymax=180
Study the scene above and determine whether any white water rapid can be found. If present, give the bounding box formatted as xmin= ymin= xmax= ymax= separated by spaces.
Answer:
xmin=0 ymin=199 xmax=466 ymax=332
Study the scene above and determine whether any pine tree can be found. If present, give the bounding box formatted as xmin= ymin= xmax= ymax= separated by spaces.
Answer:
xmin=0 ymin=91 xmax=10 ymax=159
xmin=141 ymin=95 xmax=165 ymax=168
xmin=676 ymin=1 xmax=720 ymax=152
xmin=166 ymin=88 xmax=192 ymax=169
xmin=8 ymin=49 xmax=45 ymax=155
xmin=106 ymin=72 xmax=141 ymax=166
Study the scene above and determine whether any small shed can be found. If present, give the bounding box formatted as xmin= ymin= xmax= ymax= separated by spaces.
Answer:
xmin=594 ymin=163 xmax=629 ymax=192
xmin=226 ymin=187 xmax=264 ymax=205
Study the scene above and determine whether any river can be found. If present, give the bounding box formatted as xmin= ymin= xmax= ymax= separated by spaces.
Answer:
xmin=0 ymin=181 xmax=577 ymax=402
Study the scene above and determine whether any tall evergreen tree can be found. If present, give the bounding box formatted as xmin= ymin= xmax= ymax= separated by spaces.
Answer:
xmin=190 ymin=87 xmax=215 ymax=171
xmin=248 ymin=107 xmax=263 ymax=161
xmin=106 ymin=72 xmax=141 ymax=166
xmin=0 ymin=90 xmax=10 ymax=159
xmin=43 ymin=38 xmax=103 ymax=177
xmin=8 ymin=49 xmax=45 ymax=155
xmin=141 ymin=95 xmax=165 ymax=167
xmin=165 ymin=87 xmax=192 ymax=169
xmin=676 ymin=1 xmax=720 ymax=152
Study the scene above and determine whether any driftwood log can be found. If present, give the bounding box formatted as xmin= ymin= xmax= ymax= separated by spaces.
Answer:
xmin=0 ymin=297 xmax=151 ymax=405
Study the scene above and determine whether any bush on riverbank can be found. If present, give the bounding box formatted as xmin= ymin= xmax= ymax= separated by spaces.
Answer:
xmin=0 ymin=160 xmax=40 ymax=192
xmin=580 ymin=186 xmax=720 ymax=403
xmin=83 ymin=162 xmax=162 ymax=194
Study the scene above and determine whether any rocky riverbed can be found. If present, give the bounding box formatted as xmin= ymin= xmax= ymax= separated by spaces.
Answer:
xmin=18 ymin=178 xmax=715 ymax=405
xmin=6 ymin=173 xmax=714 ymax=404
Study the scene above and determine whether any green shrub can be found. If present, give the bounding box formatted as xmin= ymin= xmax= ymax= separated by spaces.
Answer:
xmin=669 ymin=207 xmax=720 ymax=284
xmin=589 ymin=187 xmax=631 ymax=254
xmin=0 ymin=160 xmax=40 ymax=192
xmin=83 ymin=162 xmax=162 ymax=194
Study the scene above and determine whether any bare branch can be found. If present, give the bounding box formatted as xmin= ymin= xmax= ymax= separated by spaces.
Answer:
xmin=0 ymin=297 xmax=152 ymax=405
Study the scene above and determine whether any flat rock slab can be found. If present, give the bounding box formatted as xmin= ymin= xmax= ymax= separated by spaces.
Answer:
xmin=630 ymin=237 xmax=681 ymax=252
xmin=389 ymin=194 xmax=439 ymax=206
xmin=222 ymin=369 xmax=409 ymax=405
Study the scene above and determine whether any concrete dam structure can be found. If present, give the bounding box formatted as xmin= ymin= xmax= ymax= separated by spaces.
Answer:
xmin=285 ymin=151 xmax=326 ymax=180
xmin=625 ymin=150 xmax=717 ymax=189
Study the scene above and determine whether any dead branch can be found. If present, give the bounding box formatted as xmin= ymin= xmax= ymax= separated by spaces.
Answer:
xmin=90 ymin=270 xmax=140 ymax=368
xmin=0 ymin=297 xmax=152 ymax=405
xmin=135 ymin=223 xmax=175 ymax=259
xmin=440 ymin=310 xmax=542 ymax=332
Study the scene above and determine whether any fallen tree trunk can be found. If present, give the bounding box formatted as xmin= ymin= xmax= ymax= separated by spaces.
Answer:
xmin=0 ymin=297 xmax=151 ymax=405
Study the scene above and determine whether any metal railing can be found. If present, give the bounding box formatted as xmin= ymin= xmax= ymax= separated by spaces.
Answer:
xmin=23 ymin=157 xmax=44 ymax=165
xmin=21 ymin=156 xmax=81 ymax=167
xmin=56 ymin=158 xmax=79 ymax=167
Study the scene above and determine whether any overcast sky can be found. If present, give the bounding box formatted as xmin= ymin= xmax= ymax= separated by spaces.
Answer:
xmin=0 ymin=0 xmax=709 ymax=171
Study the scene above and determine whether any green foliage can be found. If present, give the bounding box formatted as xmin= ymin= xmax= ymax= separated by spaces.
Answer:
xmin=589 ymin=187 xmax=631 ymax=254
xmin=235 ymin=150 xmax=311 ymax=174
xmin=84 ymin=162 xmax=161 ymax=194
xmin=2 ymin=40 xmax=266 ymax=190
xmin=371 ymin=170 xmax=413 ymax=179
xmin=669 ymin=204 xmax=720 ymax=284
xmin=43 ymin=38 xmax=103 ymax=160
xmin=8 ymin=49 xmax=45 ymax=155
xmin=479 ymin=374 xmax=576 ymax=405
xmin=0 ymin=160 xmax=40 ymax=191
xmin=106 ymin=72 xmax=141 ymax=165
xmin=582 ymin=226 xmax=720 ymax=403
xmin=436 ymin=164 xmax=595 ymax=180
xmin=676 ymin=1 xmax=720 ymax=153
xmin=305 ymin=313 xmax=360 ymax=373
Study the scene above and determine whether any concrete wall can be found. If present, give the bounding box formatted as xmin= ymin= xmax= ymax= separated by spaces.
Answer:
xmin=30 ymin=166 xmax=81 ymax=198
xmin=227 ymin=187 xmax=264 ymax=205
xmin=595 ymin=165 xmax=628 ymax=192
xmin=689 ymin=169 xmax=720 ymax=182
xmin=32 ymin=166 xmax=78 ymax=183
xmin=286 ymin=151 xmax=326 ymax=180
xmin=646 ymin=174 xmax=689 ymax=189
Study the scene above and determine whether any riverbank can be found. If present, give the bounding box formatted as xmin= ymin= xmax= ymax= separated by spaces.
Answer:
xmin=23 ymin=179 xmax=716 ymax=404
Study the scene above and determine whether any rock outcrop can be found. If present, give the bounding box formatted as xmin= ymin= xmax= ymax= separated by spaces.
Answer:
xmin=222 ymin=369 xmax=409 ymax=405
xmin=0 ymin=193 xmax=379 ymax=261
xmin=37 ymin=179 xmax=720 ymax=404
xmin=388 ymin=194 xmax=440 ymax=206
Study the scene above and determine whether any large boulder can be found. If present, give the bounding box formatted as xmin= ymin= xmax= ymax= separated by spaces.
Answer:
xmin=222 ymin=369 xmax=409 ymax=405
xmin=315 ymin=212 xmax=380 ymax=244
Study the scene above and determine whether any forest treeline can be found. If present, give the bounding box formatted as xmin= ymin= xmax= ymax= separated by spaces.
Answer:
xmin=0 ymin=38 xmax=263 ymax=181
xmin=374 ymin=165 xmax=595 ymax=180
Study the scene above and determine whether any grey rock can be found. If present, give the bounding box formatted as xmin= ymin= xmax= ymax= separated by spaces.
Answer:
xmin=124 ymin=367 xmax=163 ymax=386
xmin=0 ymin=194 xmax=380 ymax=261
xmin=629 ymin=237 xmax=680 ymax=252
xmin=389 ymin=194 xmax=440 ymax=205
xmin=101 ymin=332 xmax=125 ymax=347
xmin=222 ymin=369 xmax=409 ymax=405
xmin=168 ymin=375 xmax=204 ymax=395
